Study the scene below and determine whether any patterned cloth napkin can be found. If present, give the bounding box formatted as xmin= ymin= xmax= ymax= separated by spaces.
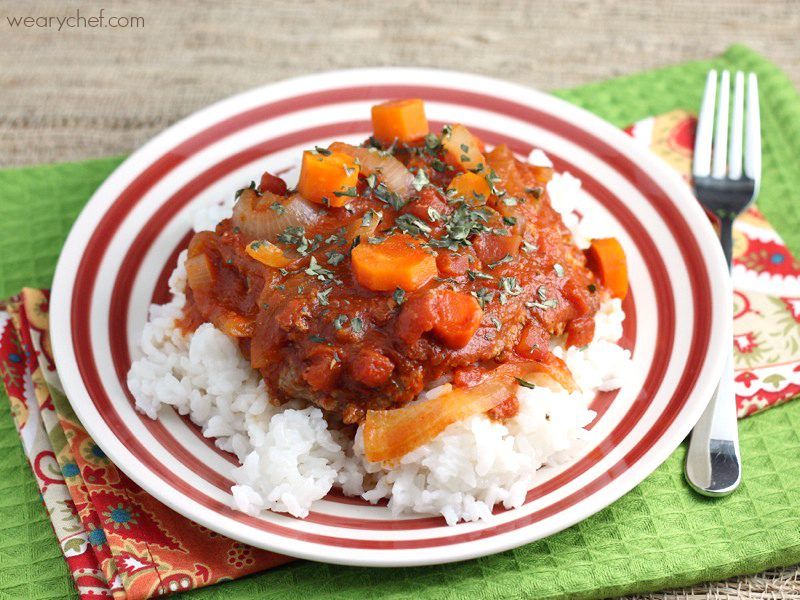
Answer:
xmin=0 ymin=110 xmax=798 ymax=599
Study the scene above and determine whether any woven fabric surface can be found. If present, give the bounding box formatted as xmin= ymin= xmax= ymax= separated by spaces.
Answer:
xmin=0 ymin=45 xmax=799 ymax=600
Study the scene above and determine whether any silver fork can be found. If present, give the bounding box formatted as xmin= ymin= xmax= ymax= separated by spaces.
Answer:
xmin=684 ymin=69 xmax=761 ymax=496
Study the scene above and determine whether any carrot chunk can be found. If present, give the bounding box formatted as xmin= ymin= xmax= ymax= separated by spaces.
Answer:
xmin=430 ymin=289 xmax=483 ymax=349
xmin=297 ymin=150 xmax=359 ymax=207
xmin=486 ymin=144 xmax=526 ymax=196
xmin=442 ymin=124 xmax=486 ymax=172
xmin=447 ymin=172 xmax=491 ymax=204
xmin=584 ymin=238 xmax=628 ymax=299
xmin=371 ymin=98 xmax=429 ymax=144
xmin=351 ymin=233 xmax=437 ymax=292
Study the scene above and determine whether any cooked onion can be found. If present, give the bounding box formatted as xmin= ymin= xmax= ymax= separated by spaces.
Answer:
xmin=245 ymin=240 xmax=294 ymax=268
xmin=329 ymin=142 xmax=415 ymax=199
xmin=232 ymin=188 xmax=320 ymax=241
xmin=364 ymin=375 xmax=512 ymax=463
xmin=363 ymin=357 xmax=577 ymax=462
xmin=184 ymin=253 xmax=216 ymax=291
xmin=344 ymin=210 xmax=382 ymax=244
xmin=212 ymin=308 xmax=254 ymax=338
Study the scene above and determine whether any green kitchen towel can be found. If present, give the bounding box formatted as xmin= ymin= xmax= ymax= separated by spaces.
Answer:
xmin=1 ymin=44 xmax=799 ymax=600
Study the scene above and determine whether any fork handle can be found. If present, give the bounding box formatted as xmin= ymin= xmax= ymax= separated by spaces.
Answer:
xmin=685 ymin=353 xmax=742 ymax=495
xmin=719 ymin=215 xmax=734 ymax=267
xmin=684 ymin=214 xmax=741 ymax=495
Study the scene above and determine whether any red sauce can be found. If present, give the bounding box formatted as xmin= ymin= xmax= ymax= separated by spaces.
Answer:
xmin=181 ymin=136 xmax=605 ymax=423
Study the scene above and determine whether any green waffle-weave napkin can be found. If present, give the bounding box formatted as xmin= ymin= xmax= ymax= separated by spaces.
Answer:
xmin=1 ymin=44 xmax=799 ymax=600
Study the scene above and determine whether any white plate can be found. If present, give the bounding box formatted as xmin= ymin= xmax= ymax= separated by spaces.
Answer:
xmin=50 ymin=68 xmax=730 ymax=567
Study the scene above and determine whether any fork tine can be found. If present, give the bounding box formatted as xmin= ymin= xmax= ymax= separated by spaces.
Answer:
xmin=711 ymin=70 xmax=730 ymax=179
xmin=745 ymin=73 xmax=762 ymax=185
xmin=728 ymin=72 xmax=745 ymax=180
xmin=693 ymin=70 xmax=717 ymax=178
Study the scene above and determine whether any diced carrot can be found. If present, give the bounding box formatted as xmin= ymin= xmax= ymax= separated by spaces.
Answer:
xmin=351 ymin=233 xmax=437 ymax=292
xmin=442 ymin=124 xmax=486 ymax=171
xmin=430 ymin=289 xmax=483 ymax=349
xmin=486 ymin=144 xmax=526 ymax=196
xmin=245 ymin=240 xmax=294 ymax=268
xmin=584 ymin=238 xmax=628 ymax=299
xmin=297 ymin=150 xmax=359 ymax=207
xmin=371 ymin=99 xmax=429 ymax=144
xmin=447 ymin=172 xmax=491 ymax=204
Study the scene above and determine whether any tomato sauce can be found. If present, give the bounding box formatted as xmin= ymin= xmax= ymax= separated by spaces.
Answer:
xmin=181 ymin=132 xmax=605 ymax=424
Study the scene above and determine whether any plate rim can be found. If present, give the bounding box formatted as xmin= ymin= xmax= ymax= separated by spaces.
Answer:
xmin=50 ymin=66 xmax=732 ymax=567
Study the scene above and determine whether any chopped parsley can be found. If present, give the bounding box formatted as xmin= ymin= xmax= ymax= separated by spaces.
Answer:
xmin=393 ymin=288 xmax=406 ymax=305
xmin=372 ymin=182 xmax=406 ymax=211
xmin=515 ymin=377 xmax=536 ymax=389
xmin=588 ymin=283 xmax=597 ymax=293
xmin=427 ymin=202 xmax=492 ymax=251
xmin=537 ymin=285 xmax=548 ymax=301
xmin=333 ymin=314 xmax=349 ymax=329
xmin=316 ymin=288 xmax=332 ymax=306
xmin=326 ymin=250 xmax=345 ymax=266
xmin=395 ymin=213 xmax=432 ymax=236
xmin=350 ymin=316 xmax=364 ymax=334
xmin=313 ymin=146 xmax=332 ymax=156
xmin=333 ymin=186 xmax=358 ymax=198
xmin=234 ymin=180 xmax=257 ymax=199
xmin=412 ymin=168 xmax=430 ymax=191
xmin=305 ymin=256 xmax=335 ymax=281
xmin=472 ymin=287 xmax=495 ymax=309
xmin=467 ymin=269 xmax=493 ymax=281
xmin=525 ymin=186 xmax=544 ymax=199
xmin=424 ymin=133 xmax=442 ymax=151
xmin=490 ymin=316 xmax=502 ymax=331
xmin=498 ymin=276 xmax=522 ymax=297
xmin=526 ymin=298 xmax=558 ymax=310
xmin=270 ymin=202 xmax=285 ymax=214
xmin=309 ymin=334 xmax=327 ymax=343
xmin=487 ymin=254 xmax=514 ymax=269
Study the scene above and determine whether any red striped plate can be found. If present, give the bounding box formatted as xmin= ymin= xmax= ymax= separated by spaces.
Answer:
xmin=50 ymin=68 xmax=730 ymax=566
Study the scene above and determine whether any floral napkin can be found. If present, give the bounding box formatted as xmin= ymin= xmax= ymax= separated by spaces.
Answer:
xmin=0 ymin=111 xmax=798 ymax=599
xmin=0 ymin=291 xmax=291 ymax=599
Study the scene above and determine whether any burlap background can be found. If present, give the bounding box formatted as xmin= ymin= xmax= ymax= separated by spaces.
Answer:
xmin=1 ymin=0 xmax=799 ymax=597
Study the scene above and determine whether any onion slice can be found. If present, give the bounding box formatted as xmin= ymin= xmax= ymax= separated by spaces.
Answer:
xmin=232 ymin=188 xmax=320 ymax=241
xmin=364 ymin=375 xmax=512 ymax=463
xmin=185 ymin=253 xmax=216 ymax=291
xmin=363 ymin=356 xmax=578 ymax=462
xmin=329 ymin=142 xmax=415 ymax=199
xmin=245 ymin=240 xmax=294 ymax=268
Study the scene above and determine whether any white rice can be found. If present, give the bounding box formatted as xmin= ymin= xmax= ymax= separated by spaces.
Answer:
xmin=127 ymin=158 xmax=632 ymax=525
